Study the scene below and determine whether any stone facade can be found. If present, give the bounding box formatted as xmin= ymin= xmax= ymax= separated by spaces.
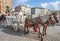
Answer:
xmin=15 ymin=5 xmax=51 ymax=17
xmin=0 ymin=0 xmax=12 ymax=14
xmin=15 ymin=5 xmax=31 ymax=15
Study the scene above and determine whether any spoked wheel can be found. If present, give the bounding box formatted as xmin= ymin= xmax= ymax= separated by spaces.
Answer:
xmin=13 ymin=26 xmax=19 ymax=32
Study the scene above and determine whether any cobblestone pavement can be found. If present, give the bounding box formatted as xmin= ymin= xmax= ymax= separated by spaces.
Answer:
xmin=0 ymin=25 xmax=60 ymax=41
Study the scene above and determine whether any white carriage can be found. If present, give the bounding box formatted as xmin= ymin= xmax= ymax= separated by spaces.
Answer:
xmin=6 ymin=12 xmax=27 ymax=32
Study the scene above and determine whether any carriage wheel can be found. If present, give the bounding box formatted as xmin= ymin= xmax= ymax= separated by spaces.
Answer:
xmin=13 ymin=26 xmax=19 ymax=32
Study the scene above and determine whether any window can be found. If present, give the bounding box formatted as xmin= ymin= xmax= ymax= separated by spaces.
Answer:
xmin=31 ymin=8 xmax=35 ymax=15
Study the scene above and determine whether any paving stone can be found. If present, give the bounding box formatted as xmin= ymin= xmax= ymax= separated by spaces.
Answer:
xmin=0 ymin=25 xmax=60 ymax=41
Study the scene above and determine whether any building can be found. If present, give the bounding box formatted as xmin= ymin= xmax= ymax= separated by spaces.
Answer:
xmin=32 ymin=8 xmax=51 ymax=18
xmin=0 ymin=0 xmax=12 ymax=14
xmin=59 ymin=11 xmax=60 ymax=24
xmin=15 ymin=5 xmax=51 ymax=18
xmin=15 ymin=5 xmax=31 ymax=15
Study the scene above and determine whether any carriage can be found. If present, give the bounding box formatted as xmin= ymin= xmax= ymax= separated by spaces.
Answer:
xmin=5 ymin=14 xmax=27 ymax=32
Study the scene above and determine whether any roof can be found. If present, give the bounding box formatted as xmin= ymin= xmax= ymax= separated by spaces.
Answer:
xmin=15 ymin=5 xmax=49 ymax=10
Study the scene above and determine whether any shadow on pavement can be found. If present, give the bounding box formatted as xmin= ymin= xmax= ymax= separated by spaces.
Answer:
xmin=0 ymin=25 xmax=24 ymax=36
xmin=0 ymin=25 xmax=42 ymax=41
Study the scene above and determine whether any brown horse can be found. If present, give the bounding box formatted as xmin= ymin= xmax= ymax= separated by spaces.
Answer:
xmin=24 ymin=14 xmax=58 ymax=41
xmin=24 ymin=15 xmax=45 ymax=41
xmin=24 ymin=15 xmax=42 ymax=38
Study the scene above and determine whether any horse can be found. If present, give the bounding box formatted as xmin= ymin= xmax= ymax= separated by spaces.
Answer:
xmin=24 ymin=15 xmax=46 ymax=41
xmin=38 ymin=15 xmax=47 ymax=36
xmin=35 ymin=14 xmax=57 ymax=36
xmin=24 ymin=13 xmax=58 ymax=41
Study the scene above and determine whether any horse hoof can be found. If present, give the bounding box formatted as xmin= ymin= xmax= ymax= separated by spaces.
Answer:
xmin=38 ymin=37 xmax=40 ymax=38
xmin=27 ymin=30 xmax=29 ymax=34
xmin=27 ymin=32 xmax=29 ymax=34
xmin=24 ymin=31 xmax=27 ymax=35
xmin=24 ymin=32 xmax=26 ymax=35
xmin=42 ymin=34 xmax=44 ymax=36
xmin=41 ymin=37 xmax=43 ymax=41
xmin=45 ymin=33 xmax=47 ymax=35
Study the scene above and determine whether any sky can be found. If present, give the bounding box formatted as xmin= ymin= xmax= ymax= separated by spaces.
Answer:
xmin=12 ymin=0 xmax=60 ymax=11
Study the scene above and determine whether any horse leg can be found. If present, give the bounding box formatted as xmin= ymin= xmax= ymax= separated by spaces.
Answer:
xmin=27 ymin=27 xmax=29 ymax=34
xmin=38 ymin=26 xmax=43 ymax=41
xmin=24 ymin=27 xmax=27 ymax=35
xmin=45 ymin=27 xmax=47 ymax=35
xmin=24 ymin=26 xmax=29 ymax=35
xmin=38 ymin=31 xmax=42 ymax=38
xmin=43 ymin=25 xmax=47 ymax=36
xmin=38 ymin=26 xmax=42 ymax=38
xmin=42 ymin=28 xmax=44 ymax=36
